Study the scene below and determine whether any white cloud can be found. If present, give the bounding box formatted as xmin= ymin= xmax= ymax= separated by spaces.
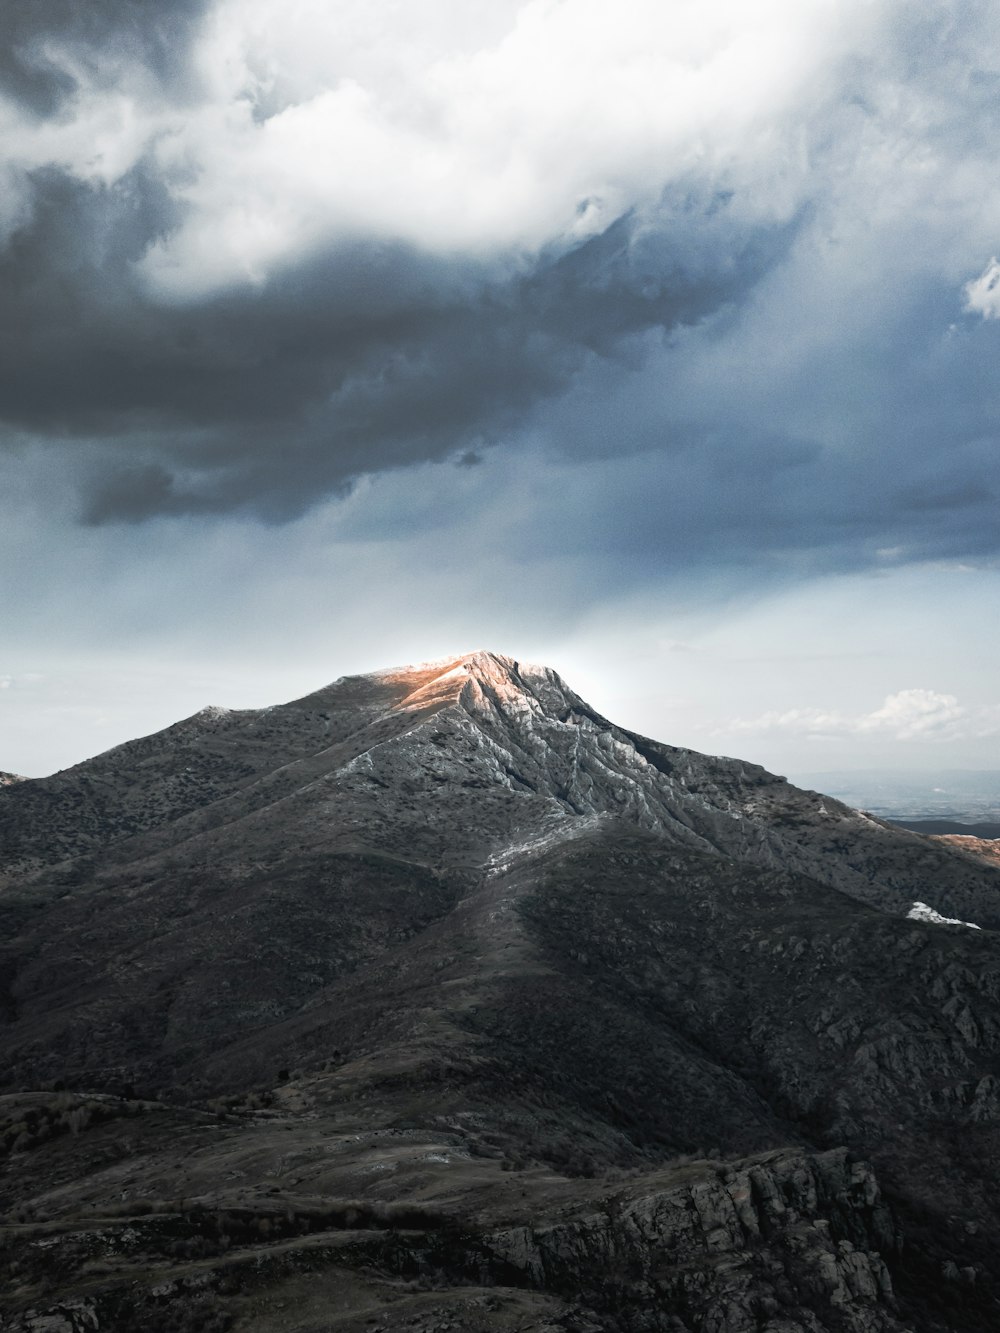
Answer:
xmin=130 ymin=0 xmax=1000 ymax=301
xmin=0 ymin=0 xmax=903 ymax=294
xmin=724 ymin=688 xmax=1000 ymax=742
xmin=855 ymin=688 xmax=965 ymax=738
xmin=0 ymin=673 xmax=44 ymax=692
xmin=0 ymin=0 xmax=995 ymax=334
xmin=964 ymin=256 xmax=1000 ymax=319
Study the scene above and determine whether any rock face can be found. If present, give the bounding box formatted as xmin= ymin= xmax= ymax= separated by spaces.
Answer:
xmin=483 ymin=1148 xmax=902 ymax=1333
xmin=2 ymin=651 xmax=1000 ymax=1332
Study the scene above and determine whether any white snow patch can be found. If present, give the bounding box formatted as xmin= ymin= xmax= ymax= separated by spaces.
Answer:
xmin=907 ymin=901 xmax=981 ymax=930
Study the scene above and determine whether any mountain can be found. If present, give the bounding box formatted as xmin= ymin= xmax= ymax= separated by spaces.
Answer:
xmin=2 ymin=651 xmax=1000 ymax=1333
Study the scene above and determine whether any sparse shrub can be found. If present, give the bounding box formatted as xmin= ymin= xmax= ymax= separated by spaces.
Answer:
xmin=66 ymin=1106 xmax=89 ymax=1135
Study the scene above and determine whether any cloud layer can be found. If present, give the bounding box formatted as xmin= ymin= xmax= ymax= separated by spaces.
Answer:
xmin=725 ymin=688 xmax=1000 ymax=743
xmin=0 ymin=0 xmax=997 ymax=578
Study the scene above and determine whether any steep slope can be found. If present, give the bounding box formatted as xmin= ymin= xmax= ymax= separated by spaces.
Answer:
xmin=0 ymin=660 xmax=459 ymax=882
xmin=3 ymin=652 xmax=1000 ymax=1333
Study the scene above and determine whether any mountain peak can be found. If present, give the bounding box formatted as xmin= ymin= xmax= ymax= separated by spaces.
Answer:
xmin=360 ymin=649 xmax=569 ymax=717
xmin=371 ymin=649 xmax=551 ymax=683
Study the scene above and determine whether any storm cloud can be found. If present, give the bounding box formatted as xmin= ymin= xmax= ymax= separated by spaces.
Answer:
xmin=0 ymin=169 xmax=798 ymax=521
xmin=3 ymin=0 xmax=996 ymax=563
xmin=0 ymin=0 xmax=208 ymax=116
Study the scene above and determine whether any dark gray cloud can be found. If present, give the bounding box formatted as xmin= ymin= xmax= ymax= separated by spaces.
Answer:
xmin=1 ymin=0 xmax=999 ymax=589
xmin=0 ymin=165 xmax=799 ymax=523
xmin=512 ymin=268 xmax=1000 ymax=582
xmin=0 ymin=0 xmax=207 ymax=114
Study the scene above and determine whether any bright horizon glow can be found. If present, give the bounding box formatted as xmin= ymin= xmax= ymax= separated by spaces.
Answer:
xmin=4 ymin=557 xmax=999 ymax=782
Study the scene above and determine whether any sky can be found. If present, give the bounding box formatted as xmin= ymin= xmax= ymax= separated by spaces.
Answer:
xmin=1 ymin=0 xmax=999 ymax=780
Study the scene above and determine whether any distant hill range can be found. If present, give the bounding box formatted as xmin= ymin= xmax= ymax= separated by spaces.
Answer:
xmin=892 ymin=819 xmax=1000 ymax=838
xmin=2 ymin=652 xmax=1000 ymax=1333
xmin=791 ymin=768 xmax=1000 ymax=826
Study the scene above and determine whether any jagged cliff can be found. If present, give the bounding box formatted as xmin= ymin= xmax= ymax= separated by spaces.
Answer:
xmin=482 ymin=1148 xmax=903 ymax=1333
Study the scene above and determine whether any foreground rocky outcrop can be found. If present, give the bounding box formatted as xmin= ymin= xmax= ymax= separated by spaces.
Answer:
xmin=3 ymin=1148 xmax=907 ymax=1333
xmin=482 ymin=1148 xmax=904 ymax=1333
